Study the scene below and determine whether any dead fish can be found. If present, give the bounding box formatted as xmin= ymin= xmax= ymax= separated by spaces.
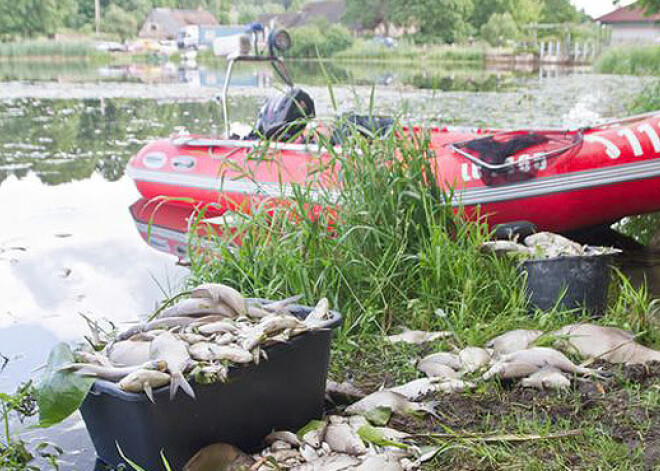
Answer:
xmin=486 ymin=329 xmax=544 ymax=356
xmin=290 ymin=454 xmax=359 ymax=471
xmin=386 ymin=328 xmax=452 ymax=345
xmin=458 ymin=347 xmax=491 ymax=373
xmin=388 ymin=377 xmax=473 ymax=400
xmin=160 ymin=298 xmax=236 ymax=319
xmin=498 ymin=347 xmax=597 ymax=376
xmin=417 ymin=360 xmax=459 ymax=380
xmin=246 ymin=306 xmax=271 ymax=319
xmin=191 ymin=283 xmax=247 ymax=317
xmin=60 ymin=360 xmax=166 ymax=382
xmin=265 ymin=431 xmax=301 ymax=447
xmin=355 ymin=456 xmax=404 ymax=471
xmin=345 ymin=390 xmax=437 ymax=420
xmin=298 ymin=444 xmax=319 ymax=462
xmin=198 ymin=321 xmax=238 ymax=335
xmin=260 ymin=315 xmax=307 ymax=336
xmin=418 ymin=352 xmax=461 ymax=370
xmin=523 ymin=232 xmax=584 ymax=258
xmin=553 ymin=323 xmax=660 ymax=365
xmin=300 ymin=421 xmax=327 ymax=448
xmin=183 ymin=443 xmax=255 ymax=471
xmin=480 ymin=240 xmax=531 ymax=255
xmin=106 ymin=339 xmax=151 ymax=367
xmin=74 ymin=350 xmax=112 ymax=367
xmin=436 ymin=379 xmax=476 ymax=393
xmin=178 ymin=333 xmax=208 ymax=344
xmin=118 ymin=369 xmax=171 ymax=402
xmin=326 ymin=380 xmax=366 ymax=404
xmin=261 ymin=294 xmax=304 ymax=313
xmin=150 ymin=331 xmax=195 ymax=399
xmin=116 ymin=317 xmax=196 ymax=341
xmin=387 ymin=378 xmax=443 ymax=401
xmin=521 ymin=366 xmax=571 ymax=390
xmin=189 ymin=343 xmax=253 ymax=364
xmin=304 ymin=298 xmax=330 ymax=328
xmin=482 ymin=361 xmax=540 ymax=380
xmin=323 ymin=423 xmax=367 ymax=455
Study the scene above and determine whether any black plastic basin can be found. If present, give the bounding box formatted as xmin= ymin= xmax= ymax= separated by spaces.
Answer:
xmin=80 ymin=302 xmax=342 ymax=471
xmin=522 ymin=254 xmax=613 ymax=316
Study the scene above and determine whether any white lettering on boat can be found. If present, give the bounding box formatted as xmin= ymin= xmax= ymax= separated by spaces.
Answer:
xmin=638 ymin=123 xmax=660 ymax=153
xmin=618 ymin=128 xmax=644 ymax=157
xmin=584 ymin=135 xmax=621 ymax=160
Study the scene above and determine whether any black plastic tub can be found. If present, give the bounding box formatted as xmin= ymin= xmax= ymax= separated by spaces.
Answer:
xmin=80 ymin=302 xmax=342 ymax=471
xmin=522 ymin=254 xmax=613 ymax=316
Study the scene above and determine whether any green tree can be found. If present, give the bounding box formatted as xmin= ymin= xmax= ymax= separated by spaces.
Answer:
xmin=343 ymin=0 xmax=392 ymax=32
xmin=480 ymin=12 xmax=519 ymax=45
xmin=102 ymin=4 xmax=138 ymax=41
xmin=0 ymin=0 xmax=71 ymax=39
xmin=637 ymin=0 xmax=660 ymax=13
xmin=540 ymin=0 xmax=580 ymax=23
xmin=471 ymin=0 xmax=543 ymax=30
xmin=395 ymin=0 xmax=474 ymax=43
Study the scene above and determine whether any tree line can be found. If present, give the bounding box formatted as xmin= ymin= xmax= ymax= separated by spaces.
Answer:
xmin=0 ymin=0 xmax=232 ymax=40
xmin=344 ymin=0 xmax=590 ymax=44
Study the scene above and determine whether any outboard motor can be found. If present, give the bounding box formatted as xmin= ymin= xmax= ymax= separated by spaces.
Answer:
xmin=252 ymin=88 xmax=315 ymax=142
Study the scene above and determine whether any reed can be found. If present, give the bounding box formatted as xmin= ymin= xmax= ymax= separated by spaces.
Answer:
xmin=595 ymin=45 xmax=660 ymax=76
xmin=0 ymin=40 xmax=100 ymax=60
xmin=333 ymin=41 xmax=488 ymax=63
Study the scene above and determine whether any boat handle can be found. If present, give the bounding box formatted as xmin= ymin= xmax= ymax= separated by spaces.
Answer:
xmin=448 ymin=132 xmax=583 ymax=172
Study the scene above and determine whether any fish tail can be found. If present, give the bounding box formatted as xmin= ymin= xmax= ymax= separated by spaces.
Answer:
xmin=170 ymin=372 xmax=196 ymax=400
xmin=419 ymin=400 xmax=440 ymax=419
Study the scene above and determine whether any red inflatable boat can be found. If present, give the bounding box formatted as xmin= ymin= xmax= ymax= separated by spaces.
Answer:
xmin=128 ymin=110 xmax=660 ymax=233
xmin=127 ymin=34 xmax=660 ymax=233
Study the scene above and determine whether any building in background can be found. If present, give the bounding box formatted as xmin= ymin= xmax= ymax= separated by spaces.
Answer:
xmin=139 ymin=8 xmax=218 ymax=40
xmin=597 ymin=3 xmax=660 ymax=44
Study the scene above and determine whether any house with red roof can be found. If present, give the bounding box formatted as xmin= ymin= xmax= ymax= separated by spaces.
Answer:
xmin=597 ymin=3 xmax=660 ymax=44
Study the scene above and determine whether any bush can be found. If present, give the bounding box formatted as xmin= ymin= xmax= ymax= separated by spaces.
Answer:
xmin=288 ymin=25 xmax=353 ymax=58
xmin=480 ymin=12 xmax=519 ymax=46
xmin=595 ymin=46 xmax=660 ymax=76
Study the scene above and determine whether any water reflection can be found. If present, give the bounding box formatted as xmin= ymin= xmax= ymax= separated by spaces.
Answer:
xmin=0 ymin=59 xmax=553 ymax=91
xmin=129 ymin=198 xmax=225 ymax=264
xmin=0 ymin=97 xmax=260 ymax=188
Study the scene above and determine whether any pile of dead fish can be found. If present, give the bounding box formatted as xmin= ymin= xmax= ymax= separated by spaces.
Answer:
xmin=184 ymin=415 xmax=433 ymax=471
xmin=65 ymin=283 xmax=331 ymax=401
xmin=385 ymin=322 xmax=660 ymax=393
xmin=179 ymin=321 xmax=660 ymax=471
xmin=481 ymin=231 xmax=620 ymax=259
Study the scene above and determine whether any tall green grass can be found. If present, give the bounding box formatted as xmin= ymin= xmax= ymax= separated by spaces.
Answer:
xmin=0 ymin=40 xmax=101 ymax=60
xmin=595 ymin=45 xmax=660 ymax=75
xmin=185 ymin=124 xmax=649 ymax=346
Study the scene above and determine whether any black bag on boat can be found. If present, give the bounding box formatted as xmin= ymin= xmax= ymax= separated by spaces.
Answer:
xmin=252 ymin=88 xmax=315 ymax=141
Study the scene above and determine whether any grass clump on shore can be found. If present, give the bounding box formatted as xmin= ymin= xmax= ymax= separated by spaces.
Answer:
xmin=595 ymin=45 xmax=660 ymax=75
xmin=188 ymin=126 xmax=532 ymax=345
xmin=0 ymin=40 xmax=103 ymax=61
xmin=334 ymin=41 xmax=489 ymax=63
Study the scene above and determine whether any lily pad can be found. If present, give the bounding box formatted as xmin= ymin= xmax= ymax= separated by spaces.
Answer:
xmin=36 ymin=343 xmax=94 ymax=427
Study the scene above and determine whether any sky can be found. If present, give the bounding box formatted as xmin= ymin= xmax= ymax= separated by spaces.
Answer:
xmin=571 ymin=0 xmax=636 ymax=19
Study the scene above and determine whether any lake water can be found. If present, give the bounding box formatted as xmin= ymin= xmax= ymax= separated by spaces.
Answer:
xmin=0 ymin=59 xmax=655 ymax=469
